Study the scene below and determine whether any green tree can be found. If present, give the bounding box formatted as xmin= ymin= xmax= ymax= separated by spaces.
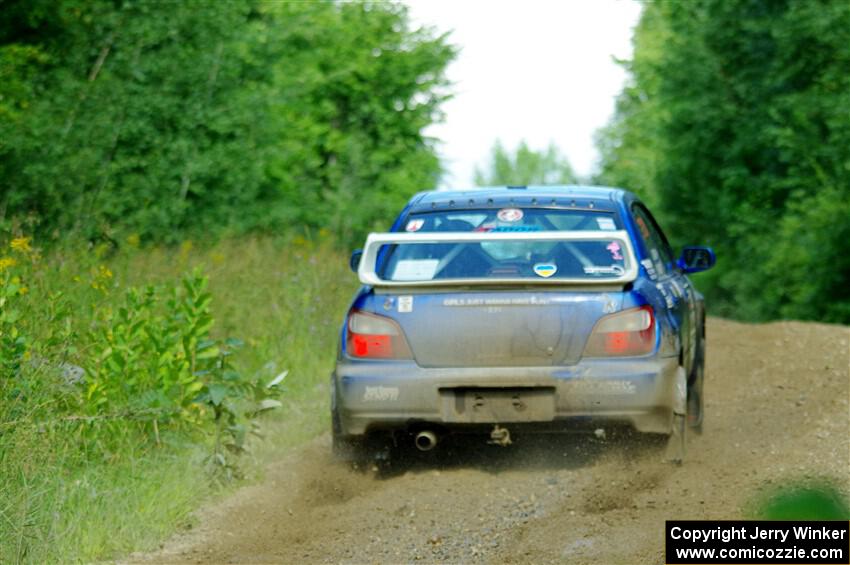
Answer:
xmin=264 ymin=1 xmax=455 ymax=240
xmin=0 ymin=0 xmax=455 ymax=243
xmin=474 ymin=140 xmax=578 ymax=186
xmin=596 ymin=0 xmax=850 ymax=323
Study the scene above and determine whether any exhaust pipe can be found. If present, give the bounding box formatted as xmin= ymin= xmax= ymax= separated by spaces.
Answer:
xmin=414 ymin=430 xmax=438 ymax=451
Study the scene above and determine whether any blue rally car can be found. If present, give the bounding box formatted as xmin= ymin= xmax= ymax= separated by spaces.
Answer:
xmin=332 ymin=186 xmax=715 ymax=462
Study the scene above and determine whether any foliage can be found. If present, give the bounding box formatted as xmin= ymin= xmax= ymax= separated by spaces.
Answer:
xmin=0 ymin=233 xmax=345 ymax=562
xmin=81 ymin=270 xmax=283 ymax=473
xmin=0 ymin=1 xmax=455 ymax=244
xmin=266 ymin=2 xmax=455 ymax=239
xmin=0 ymin=240 xmax=279 ymax=464
xmin=751 ymin=479 xmax=849 ymax=520
xmin=596 ymin=0 xmax=850 ymax=323
xmin=474 ymin=140 xmax=578 ymax=186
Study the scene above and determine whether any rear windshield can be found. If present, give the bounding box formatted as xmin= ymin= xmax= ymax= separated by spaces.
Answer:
xmin=379 ymin=208 xmax=628 ymax=282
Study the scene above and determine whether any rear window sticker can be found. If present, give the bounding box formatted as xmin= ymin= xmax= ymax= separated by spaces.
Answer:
xmin=492 ymin=225 xmax=541 ymax=232
xmin=583 ymin=265 xmax=625 ymax=276
xmin=398 ymin=295 xmax=413 ymax=313
xmin=497 ymin=208 xmax=523 ymax=222
xmin=391 ymin=259 xmax=438 ymax=281
xmin=533 ymin=263 xmax=557 ymax=278
xmin=405 ymin=219 xmax=425 ymax=232
xmin=606 ymin=241 xmax=624 ymax=260
xmin=596 ymin=217 xmax=616 ymax=230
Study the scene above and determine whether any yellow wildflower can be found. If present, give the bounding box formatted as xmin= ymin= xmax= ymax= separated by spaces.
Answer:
xmin=18 ymin=286 xmax=28 ymax=295
xmin=0 ymin=257 xmax=16 ymax=271
xmin=90 ymin=265 xmax=113 ymax=292
xmin=126 ymin=233 xmax=141 ymax=248
xmin=10 ymin=237 xmax=31 ymax=253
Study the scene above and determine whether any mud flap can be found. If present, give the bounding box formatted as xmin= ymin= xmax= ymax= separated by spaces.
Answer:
xmin=666 ymin=367 xmax=687 ymax=464
xmin=673 ymin=366 xmax=687 ymax=415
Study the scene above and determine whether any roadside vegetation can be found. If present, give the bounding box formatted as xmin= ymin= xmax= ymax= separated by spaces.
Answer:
xmin=596 ymin=0 xmax=850 ymax=323
xmin=0 ymin=233 xmax=356 ymax=562
xmin=0 ymin=1 xmax=454 ymax=244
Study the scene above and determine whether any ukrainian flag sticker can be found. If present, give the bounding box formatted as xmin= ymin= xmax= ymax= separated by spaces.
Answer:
xmin=533 ymin=263 xmax=557 ymax=278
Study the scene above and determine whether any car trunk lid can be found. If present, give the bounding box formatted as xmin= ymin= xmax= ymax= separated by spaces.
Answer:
xmin=368 ymin=290 xmax=623 ymax=367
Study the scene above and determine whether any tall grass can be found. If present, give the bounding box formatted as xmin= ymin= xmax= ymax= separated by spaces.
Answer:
xmin=0 ymin=234 xmax=357 ymax=563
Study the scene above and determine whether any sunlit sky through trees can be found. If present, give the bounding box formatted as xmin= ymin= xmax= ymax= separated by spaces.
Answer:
xmin=406 ymin=0 xmax=642 ymax=187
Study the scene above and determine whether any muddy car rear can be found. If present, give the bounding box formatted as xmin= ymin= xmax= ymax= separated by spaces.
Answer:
xmin=331 ymin=186 xmax=714 ymax=461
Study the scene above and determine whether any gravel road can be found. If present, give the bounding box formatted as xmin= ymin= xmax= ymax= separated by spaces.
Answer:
xmin=133 ymin=318 xmax=849 ymax=564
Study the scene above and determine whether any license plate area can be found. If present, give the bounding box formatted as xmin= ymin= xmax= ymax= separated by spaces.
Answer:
xmin=439 ymin=387 xmax=556 ymax=423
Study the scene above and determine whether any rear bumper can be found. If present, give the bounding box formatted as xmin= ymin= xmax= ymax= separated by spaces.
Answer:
xmin=332 ymin=355 xmax=679 ymax=436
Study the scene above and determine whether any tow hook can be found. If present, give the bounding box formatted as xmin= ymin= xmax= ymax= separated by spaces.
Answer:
xmin=488 ymin=424 xmax=512 ymax=447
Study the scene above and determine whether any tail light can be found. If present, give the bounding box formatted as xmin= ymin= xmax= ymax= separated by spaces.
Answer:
xmin=346 ymin=310 xmax=412 ymax=359
xmin=583 ymin=305 xmax=656 ymax=357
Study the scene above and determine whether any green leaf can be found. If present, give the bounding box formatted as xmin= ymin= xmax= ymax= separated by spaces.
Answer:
xmin=257 ymin=398 xmax=282 ymax=412
xmin=208 ymin=384 xmax=228 ymax=406
xmin=195 ymin=345 xmax=220 ymax=360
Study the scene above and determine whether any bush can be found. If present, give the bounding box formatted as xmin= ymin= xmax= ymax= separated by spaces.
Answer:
xmin=0 ymin=232 xmax=356 ymax=562
xmin=1 ymin=237 xmax=282 ymax=469
xmin=0 ymin=234 xmax=290 ymax=562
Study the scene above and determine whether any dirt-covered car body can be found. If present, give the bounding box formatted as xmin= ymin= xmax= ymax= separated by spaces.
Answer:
xmin=331 ymin=186 xmax=715 ymax=456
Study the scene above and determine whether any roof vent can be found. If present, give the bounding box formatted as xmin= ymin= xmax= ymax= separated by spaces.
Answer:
xmin=506 ymin=185 xmax=526 ymax=190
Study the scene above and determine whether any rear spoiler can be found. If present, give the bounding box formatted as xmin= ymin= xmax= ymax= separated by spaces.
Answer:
xmin=357 ymin=230 xmax=638 ymax=287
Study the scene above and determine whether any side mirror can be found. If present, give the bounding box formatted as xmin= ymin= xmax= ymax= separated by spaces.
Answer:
xmin=677 ymin=246 xmax=716 ymax=274
xmin=349 ymin=249 xmax=363 ymax=273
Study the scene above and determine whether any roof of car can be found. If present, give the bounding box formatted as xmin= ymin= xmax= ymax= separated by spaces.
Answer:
xmin=407 ymin=185 xmax=630 ymax=213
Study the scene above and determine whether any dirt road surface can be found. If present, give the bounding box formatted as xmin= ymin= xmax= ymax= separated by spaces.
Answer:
xmin=133 ymin=318 xmax=849 ymax=564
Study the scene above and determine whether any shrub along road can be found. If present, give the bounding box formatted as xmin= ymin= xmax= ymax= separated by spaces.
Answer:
xmin=131 ymin=318 xmax=849 ymax=563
